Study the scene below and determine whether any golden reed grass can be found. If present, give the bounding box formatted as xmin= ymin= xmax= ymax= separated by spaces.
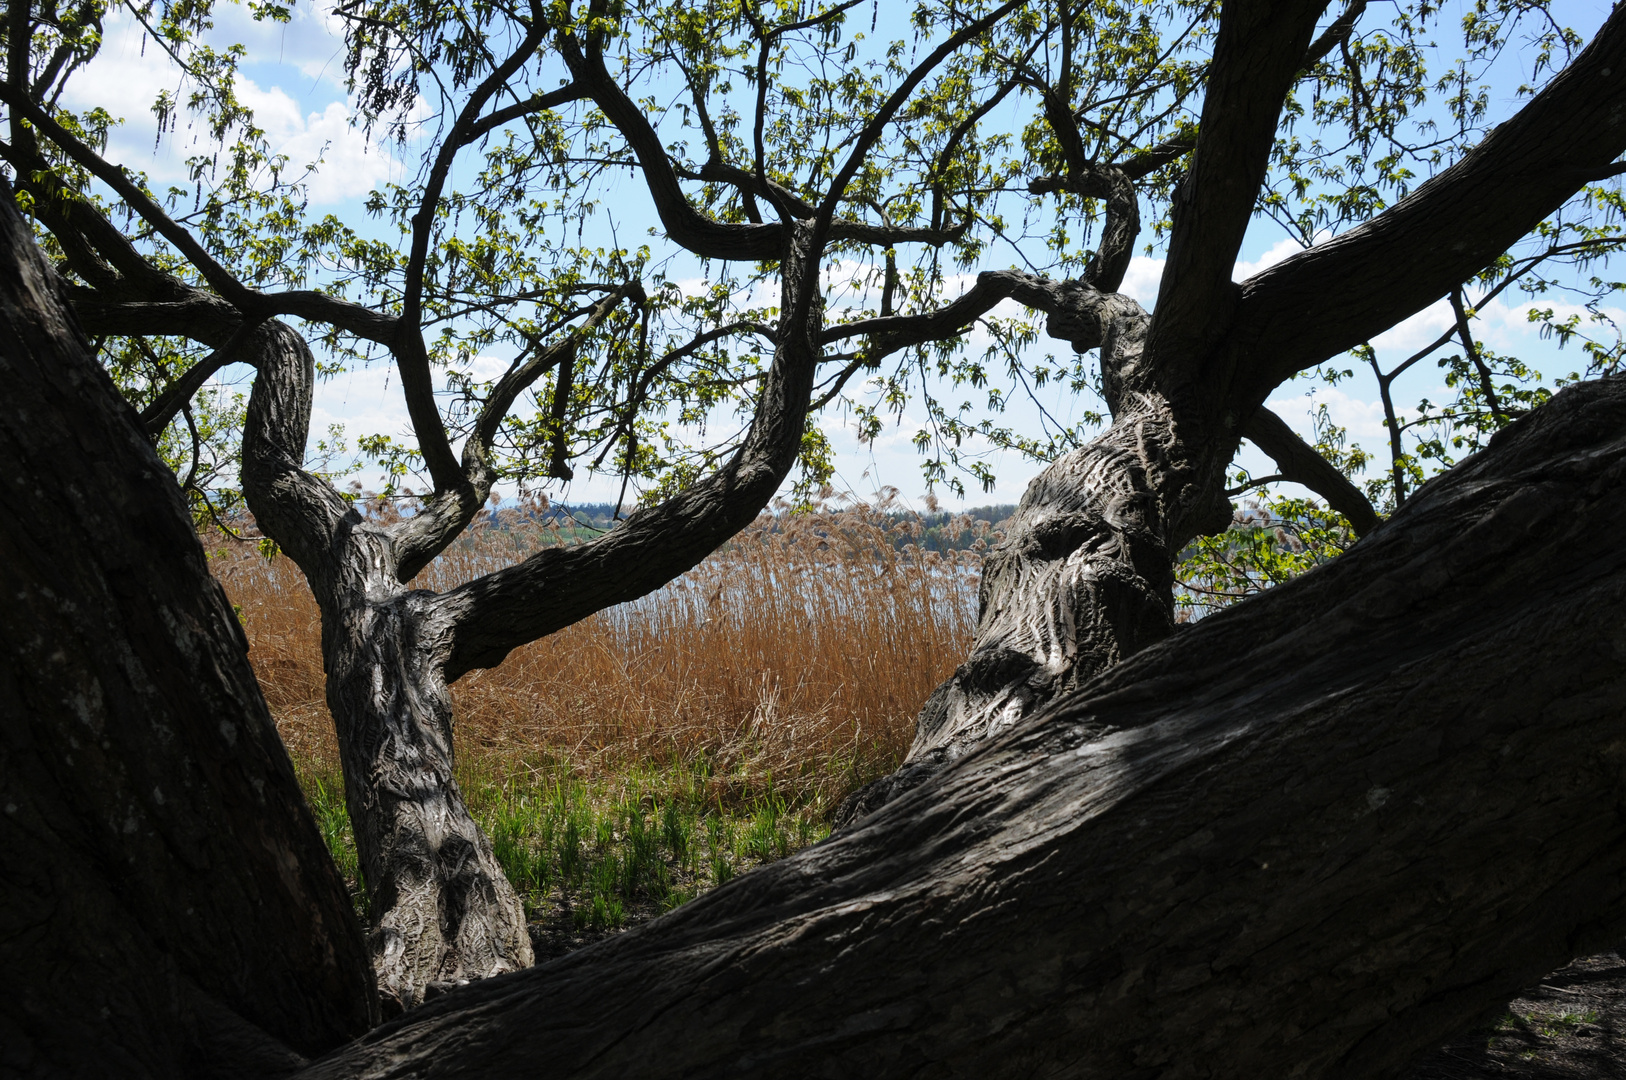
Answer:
xmin=211 ymin=499 xmax=990 ymax=810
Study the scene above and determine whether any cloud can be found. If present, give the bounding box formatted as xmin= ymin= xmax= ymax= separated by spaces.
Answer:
xmin=1265 ymin=384 xmax=1392 ymax=444
xmin=1233 ymin=236 xmax=1310 ymax=282
xmin=59 ymin=8 xmax=394 ymax=204
xmin=243 ymin=89 xmax=395 ymax=204
xmin=1368 ymin=299 xmax=1455 ymax=356
xmin=1119 ymin=256 xmax=1164 ymax=308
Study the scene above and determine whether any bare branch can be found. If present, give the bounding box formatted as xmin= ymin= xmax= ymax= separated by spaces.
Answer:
xmin=1241 ymin=405 xmax=1379 ymax=534
xmin=1449 ymin=286 xmax=1504 ymax=420
xmin=1302 ymin=0 xmax=1367 ymax=68
xmin=140 ymin=317 xmax=265 ymax=438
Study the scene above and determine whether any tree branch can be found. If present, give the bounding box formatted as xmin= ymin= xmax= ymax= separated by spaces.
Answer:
xmin=558 ymin=32 xmax=786 ymax=261
xmin=1230 ymin=3 xmax=1626 ymax=399
xmin=0 ymin=82 xmax=258 ymax=311
xmin=1241 ymin=404 xmax=1379 ymax=534
xmin=814 ymin=0 xmax=1025 ymax=242
xmin=1301 ymin=0 xmax=1367 ymax=68
xmin=432 ymin=223 xmax=829 ymax=680
xmin=1028 ymin=163 xmax=1141 ymax=293
xmin=139 ymin=317 xmax=265 ymax=438
xmin=397 ymin=7 xmax=551 ymax=492
xmin=1147 ymin=0 xmax=1329 ymax=369
xmin=1449 ymin=286 xmax=1504 ymax=420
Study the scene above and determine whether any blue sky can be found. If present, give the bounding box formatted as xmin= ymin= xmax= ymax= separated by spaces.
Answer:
xmin=63 ymin=0 xmax=1625 ymax=513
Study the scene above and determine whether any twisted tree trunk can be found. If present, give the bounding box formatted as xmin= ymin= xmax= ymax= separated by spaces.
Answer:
xmin=237 ymin=320 xmax=532 ymax=1014
xmin=232 ymin=223 xmax=832 ymax=1012
xmin=839 ymin=289 xmax=1236 ymax=823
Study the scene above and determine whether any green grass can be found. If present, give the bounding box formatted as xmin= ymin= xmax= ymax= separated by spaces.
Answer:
xmin=295 ymin=756 xmax=830 ymax=935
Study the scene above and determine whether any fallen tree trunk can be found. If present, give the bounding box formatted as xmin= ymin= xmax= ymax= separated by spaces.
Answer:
xmin=0 ymin=185 xmax=377 ymax=1077
xmin=302 ymin=374 xmax=1626 ymax=1079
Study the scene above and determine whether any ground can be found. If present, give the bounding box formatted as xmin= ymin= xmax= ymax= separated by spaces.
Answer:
xmin=1404 ymin=951 xmax=1626 ymax=1080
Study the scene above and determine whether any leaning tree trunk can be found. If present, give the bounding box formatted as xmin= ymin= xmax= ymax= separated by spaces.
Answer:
xmin=239 ymin=320 xmax=532 ymax=1014
xmin=0 ymin=184 xmax=377 ymax=1076
xmin=300 ymin=373 xmax=1626 ymax=1079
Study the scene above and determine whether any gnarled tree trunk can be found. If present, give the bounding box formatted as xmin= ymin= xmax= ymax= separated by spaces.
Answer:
xmin=232 ymin=222 xmax=833 ymax=1012
xmin=237 ymin=319 xmax=533 ymax=1014
xmin=0 ymin=183 xmax=376 ymax=1077
xmin=299 ymin=372 xmax=1626 ymax=1080
xmin=842 ymin=0 xmax=1626 ymax=826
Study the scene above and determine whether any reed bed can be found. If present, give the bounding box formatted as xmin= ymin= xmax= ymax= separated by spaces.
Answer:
xmin=214 ymin=500 xmax=987 ymax=935
xmin=212 ymin=499 xmax=990 ymax=813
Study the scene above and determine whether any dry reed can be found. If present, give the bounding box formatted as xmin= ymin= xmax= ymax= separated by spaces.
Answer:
xmin=211 ymin=499 xmax=990 ymax=811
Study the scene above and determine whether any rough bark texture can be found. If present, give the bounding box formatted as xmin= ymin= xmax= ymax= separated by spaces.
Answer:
xmin=842 ymin=0 xmax=1626 ymax=824
xmin=0 ymin=189 xmax=377 ymax=1076
xmin=324 ymin=576 xmax=533 ymax=1013
xmin=299 ymin=374 xmax=1626 ymax=1080
xmin=838 ymin=284 xmax=1234 ymax=825
xmin=238 ymin=320 xmax=533 ymax=1014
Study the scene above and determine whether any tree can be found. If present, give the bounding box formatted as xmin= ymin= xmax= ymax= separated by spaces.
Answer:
xmin=0 ymin=0 xmax=1019 ymax=1010
xmin=4 ymin=0 xmax=1625 ymax=1015
xmin=7 ymin=189 xmax=1626 ymax=1076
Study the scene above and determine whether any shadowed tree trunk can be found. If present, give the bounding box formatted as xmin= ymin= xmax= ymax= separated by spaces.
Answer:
xmin=9 ymin=78 xmax=1626 ymax=1080
xmin=0 ymin=185 xmax=377 ymax=1077
xmin=9 ymin=0 xmax=1626 ymax=1029
xmin=298 ymin=372 xmax=1626 ymax=1080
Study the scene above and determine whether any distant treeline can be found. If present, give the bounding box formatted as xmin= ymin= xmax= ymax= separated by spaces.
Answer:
xmin=492 ymin=501 xmax=1018 ymax=553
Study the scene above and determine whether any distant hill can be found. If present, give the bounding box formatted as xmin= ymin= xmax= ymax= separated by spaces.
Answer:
xmin=482 ymin=500 xmax=1019 ymax=553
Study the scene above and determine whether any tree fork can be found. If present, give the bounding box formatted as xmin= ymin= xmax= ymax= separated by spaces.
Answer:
xmin=238 ymin=319 xmax=532 ymax=1013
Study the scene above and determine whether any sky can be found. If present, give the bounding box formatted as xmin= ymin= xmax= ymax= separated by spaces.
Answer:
xmin=54 ymin=0 xmax=1626 ymax=515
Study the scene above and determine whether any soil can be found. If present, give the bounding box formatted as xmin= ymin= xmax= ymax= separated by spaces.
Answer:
xmin=1402 ymin=950 xmax=1626 ymax=1080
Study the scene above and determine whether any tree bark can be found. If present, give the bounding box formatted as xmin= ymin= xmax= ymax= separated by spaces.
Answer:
xmin=299 ymin=373 xmax=1626 ymax=1080
xmin=238 ymin=320 xmax=533 ymax=1014
xmin=844 ymin=0 xmax=1626 ymax=825
xmin=838 ymin=286 xmax=1235 ymax=824
xmin=0 ymin=186 xmax=376 ymax=1076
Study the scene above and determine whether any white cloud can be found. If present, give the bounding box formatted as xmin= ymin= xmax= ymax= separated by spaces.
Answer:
xmin=1369 ymin=298 xmax=1455 ymax=356
xmin=1265 ymin=384 xmax=1392 ymax=444
xmin=58 ymin=8 xmax=394 ymax=204
xmin=1232 ymin=236 xmax=1308 ymax=282
xmin=242 ymin=88 xmax=394 ymax=204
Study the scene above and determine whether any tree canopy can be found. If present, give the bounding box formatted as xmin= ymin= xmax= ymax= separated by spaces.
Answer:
xmin=5 ymin=0 xmax=1621 ymax=526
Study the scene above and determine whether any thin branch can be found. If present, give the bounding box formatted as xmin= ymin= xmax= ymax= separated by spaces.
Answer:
xmin=140 ymin=317 xmax=264 ymax=438
xmin=1241 ymin=405 xmax=1379 ymax=535
xmin=815 ymin=0 xmax=1024 ymax=241
xmin=0 ymin=82 xmax=255 ymax=309
xmin=1449 ymin=286 xmax=1504 ymax=420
